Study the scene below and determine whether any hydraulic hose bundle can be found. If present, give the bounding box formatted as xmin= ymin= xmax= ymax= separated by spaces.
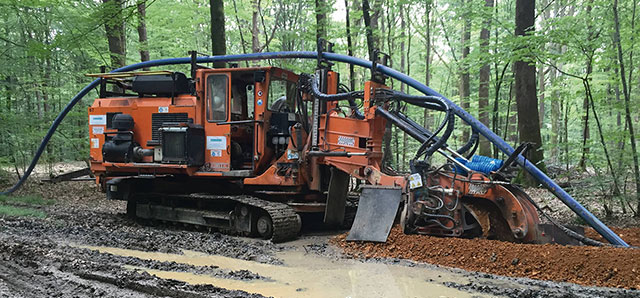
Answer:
xmin=375 ymin=90 xmax=454 ymax=160
xmin=302 ymin=74 xmax=456 ymax=161
xmin=300 ymin=74 xmax=364 ymax=119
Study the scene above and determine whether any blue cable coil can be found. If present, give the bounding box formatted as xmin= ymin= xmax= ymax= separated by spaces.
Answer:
xmin=454 ymin=155 xmax=503 ymax=175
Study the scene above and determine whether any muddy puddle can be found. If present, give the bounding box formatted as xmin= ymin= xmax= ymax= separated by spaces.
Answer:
xmin=76 ymin=240 xmax=488 ymax=298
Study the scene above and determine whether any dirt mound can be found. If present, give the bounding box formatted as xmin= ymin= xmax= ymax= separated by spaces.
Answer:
xmin=585 ymin=227 xmax=640 ymax=247
xmin=333 ymin=227 xmax=640 ymax=289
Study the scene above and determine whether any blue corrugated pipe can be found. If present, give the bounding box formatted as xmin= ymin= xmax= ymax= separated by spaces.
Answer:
xmin=1 ymin=51 xmax=628 ymax=247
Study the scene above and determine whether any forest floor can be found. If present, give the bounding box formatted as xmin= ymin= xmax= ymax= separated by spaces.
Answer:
xmin=1 ymin=164 xmax=640 ymax=297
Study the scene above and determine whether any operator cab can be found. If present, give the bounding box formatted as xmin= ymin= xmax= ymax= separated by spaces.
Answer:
xmin=199 ymin=67 xmax=301 ymax=175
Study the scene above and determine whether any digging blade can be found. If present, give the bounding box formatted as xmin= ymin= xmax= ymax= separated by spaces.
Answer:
xmin=346 ymin=186 xmax=402 ymax=242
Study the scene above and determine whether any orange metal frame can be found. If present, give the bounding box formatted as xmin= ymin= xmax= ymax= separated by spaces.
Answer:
xmin=89 ymin=67 xmax=406 ymax=196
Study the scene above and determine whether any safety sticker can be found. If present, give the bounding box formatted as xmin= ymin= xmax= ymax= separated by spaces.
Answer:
xmin=91 ymin=138 xmax=100 ymax=149
xmin=92 ymin=126 xmax=104 ymax=135
xmin=408 ymin=173 xmax=423 ymax=189
xmin=210 ymin=149 xmax=222 ymax=157
xmin=337 ymin=136 xmax=356 ymax=147
xmin=287 ymin=149 xmax=299 ymax=160
xmin=206 ymin=136 xmax=227 ymax=150
xmin=89 ymin=115 xmax=106 ymax=125
xmin=158 ymin=106 xmax=169 ymax=113
xmin=257 ymin=99 xmax=263 ymax=106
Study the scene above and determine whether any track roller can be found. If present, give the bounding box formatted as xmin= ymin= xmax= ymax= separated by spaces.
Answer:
xmin=133 ymin=193 xmax=301 ymax=243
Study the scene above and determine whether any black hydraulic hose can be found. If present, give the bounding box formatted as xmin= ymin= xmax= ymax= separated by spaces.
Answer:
xmin=415 ymin=109 xmax=454 ymax=159
xmin=457 ymin=128 xmax=479 ymax=157
xmin=376 ymin=105 xmax=453 ymax=160
xmin=409 ymin=97 xmax=452 ymax=159
xmin=303 ymin=74 xmax=365 ymax=119
xmin=372 ymin=89 xmax=454 ymax=159
xmin=295 ymin=80 xmax=310 ymax=133
xmin=302 ymin=74 xmax=360 ymax=101
xmin=347 ymin=98 xmax=365 ymax=119
xmin=1 ymin=80 xmax=100 ymax=195
xmin=377 ymin=90 xmax=447 ymax=111
xmin=394 ymin=110 xmax=478 ymax=158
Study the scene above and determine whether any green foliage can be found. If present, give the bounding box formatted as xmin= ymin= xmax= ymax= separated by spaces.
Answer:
xmin=0 ymin=194 xmax=49 ymax=218
xmin=0 ymin=205 xmax=47 ymax=218
xmin=0 ymin=194 xmax=53 ymax=206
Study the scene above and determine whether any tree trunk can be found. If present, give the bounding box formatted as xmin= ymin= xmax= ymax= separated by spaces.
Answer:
xmin=423 ymin=0 xmax=432 ymax=128
xmin=459 ymin=0 xmax=471 ymax=142
xmin=478 ymin=0 xmax=493 ymax=156
xmin=403 ymin=4 xmax=413 ymax=170
xmin=362 ymin=0 xmax=381 ymax=60
xmin=251 ymin=0 xmax=260 ymax=53
xmin=380 ymin=1 xmax=392 ymax=167
xmin=537 ymin=0 xmax=550 ymax=130
xmin=137 ymin=1 xmax=150 ymax=70
xmin=345 ymin=0 xmax=355 ymax=91
xmin=210 ymin=0 xmax=226 ymax=68
xmin=613 ymin=0 xmax=640 ymax=215
xmin=515 ymin=0 xmax=545 ymax=185
xmin=538 ymin=66 xmax=545 ymax=129
xmin=578 ymin=64 xmax=591 ymax=170
xmin=102 ymin=0 xmax=126 ymax=69
xmin=578 ymin=1 xmax=595 ymax=170
xmin=550 ymin=66 xmax=560 ymax=163
xmin=315 ymin=0 xmax=326 ymax=42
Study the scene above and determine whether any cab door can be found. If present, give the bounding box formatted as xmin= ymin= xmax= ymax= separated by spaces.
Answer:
xmin=203 ymin=73 xmax=231 ymax=172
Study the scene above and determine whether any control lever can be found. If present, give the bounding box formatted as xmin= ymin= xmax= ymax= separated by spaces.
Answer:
xmin=492 ymin=142 xmax=531 ymax=181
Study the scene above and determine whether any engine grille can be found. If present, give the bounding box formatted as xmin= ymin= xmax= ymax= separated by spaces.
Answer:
xmin=151 ymin=113 xmax=189 ymax=141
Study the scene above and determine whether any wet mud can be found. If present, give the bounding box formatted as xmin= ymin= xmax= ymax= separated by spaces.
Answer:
xmin=2 ymin=180 xmax=640 ymax=297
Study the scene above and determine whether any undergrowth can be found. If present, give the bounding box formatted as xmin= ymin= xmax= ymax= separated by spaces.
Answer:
xmin=0 ymin=194 xmax=50 ymax=218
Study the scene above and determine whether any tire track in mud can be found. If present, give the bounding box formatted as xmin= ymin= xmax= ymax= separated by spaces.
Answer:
xmin=0 ymin=198 xmax=279 ymax=298
xmin=0 ymin=233 xmax=267 ymax=298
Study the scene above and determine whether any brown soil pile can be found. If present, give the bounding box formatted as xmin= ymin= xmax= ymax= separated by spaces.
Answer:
xmin=585 ymin=226 xmax=640 ymax=247
xmin=333 ymin=227 xmax=640 ymax=289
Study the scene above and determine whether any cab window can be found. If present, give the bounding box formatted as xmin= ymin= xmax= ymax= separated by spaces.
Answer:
xmin=207 ymin=74 xmax=228 ymax=122
xmin=268 ymin=79 xmax=296 ymax=113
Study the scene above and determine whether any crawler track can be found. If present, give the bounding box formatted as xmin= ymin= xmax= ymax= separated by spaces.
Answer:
xmin=190 ymin=194 xmax=301 ymax=243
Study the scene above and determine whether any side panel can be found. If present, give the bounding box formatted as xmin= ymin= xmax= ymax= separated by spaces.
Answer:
xmin=88 ymin=96 xmax=197 ymax=165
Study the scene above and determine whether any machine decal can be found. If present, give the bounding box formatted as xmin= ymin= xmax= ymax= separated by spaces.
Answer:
xmin=408 ymin=173 xmax=423 ymax=189
xmin=211 ymin=162 xmax=229 ymax=170
xmin=158 ymin=106 xmax=169 ymax=113
xmin=90 ymin=138 xmax=99 ymax=149
xmin=210 ymin=149 xmax=222 ymax=157
xmin=337 ymin=136 xmax=356 ymax=147
xmin=286 ymin=149 xmax=299 ymax=160
xmin=89 ymin=115 xmax=106 ymax=125
xmin=92 ymin=126 xmax=104 ymax=135
xmin=468 ymin=183 xmax=489 ymax=195
xmin=257 ymin=99 xmax=263 ymax=106
xmin=206 ymin=136 xmax=227 ymax=150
